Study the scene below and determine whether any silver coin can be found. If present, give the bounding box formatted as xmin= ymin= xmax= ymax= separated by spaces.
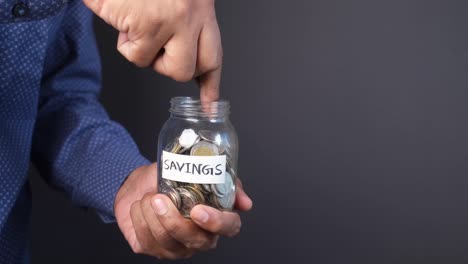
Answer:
xmin=229 ymin=167 xmax=237 ymax=181
xmin=211 ymin=171 xmax=235 ymax=197
xmin=201 ymin=184 xmax=212 ymax=193
xmin=190 ymin=141 xmax=220 ymax=156
xmin=179 ymin=136 xmax=200 ymax=153
xmin=210 ymin=195 xmax=221 ymax=209
xmin=160 ymin=185 xmax=181 ymax=209
xmin=225 ymin=160 xmax=237 ymax=179
xmin=163 ymin=179 xmax=178 ymax=188
xmin=226 ymin=159 xmax=233 ymax=171
xmin=178 ymin=129 xmax=200 ymax=149
xmin=217 ymin=145 xmax=226 ymax=155
xmin=223 ymin=147 xmax=233 ymax=160
xmin=176 ymin=187 xmax=205 ymax=218
xmin=198 ymin=130 xmax=219 ymax=143
xmin=210 ymin=187 xmax=235 ymax=211
xmin=216 ymin=185 xmax=236 ymax=210
xmin=176 ymin=188 xmax=197 ymax=218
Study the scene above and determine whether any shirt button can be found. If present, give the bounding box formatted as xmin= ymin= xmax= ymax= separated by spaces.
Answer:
xmin=12 ymin=2 xmax=30 ymax=18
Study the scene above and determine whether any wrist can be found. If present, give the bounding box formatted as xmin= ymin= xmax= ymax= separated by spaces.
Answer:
xmin=114 ymin=163 xmax=158 ymax=220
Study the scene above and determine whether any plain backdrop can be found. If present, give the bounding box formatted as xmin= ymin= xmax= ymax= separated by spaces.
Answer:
xmin=31 ymin=1 xmax=468 ymax=263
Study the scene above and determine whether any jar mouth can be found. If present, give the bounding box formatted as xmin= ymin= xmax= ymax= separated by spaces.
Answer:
xmin=169 ymin=97 xmax=230 ymax=118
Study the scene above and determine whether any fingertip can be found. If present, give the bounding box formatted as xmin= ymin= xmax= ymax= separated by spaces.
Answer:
xmin=236 ymin=187 xmax=253 ymax=211
xmin=191 ymin=207 xmax=210 ymax=224
xmin=241 ymin=195 xmax=253 ymax=211
xmin=190 ymin=204 xmax=219 ymax=225
xmin=152 ymin=195 xmax=168 ymax=216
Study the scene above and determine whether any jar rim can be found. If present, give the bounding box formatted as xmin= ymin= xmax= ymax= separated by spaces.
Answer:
xmin=169 ymin=97 xmax=230 ymax=118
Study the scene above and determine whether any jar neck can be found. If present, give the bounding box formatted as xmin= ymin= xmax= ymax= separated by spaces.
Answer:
xmin=169 ymin=97 xmax=230 ymax=121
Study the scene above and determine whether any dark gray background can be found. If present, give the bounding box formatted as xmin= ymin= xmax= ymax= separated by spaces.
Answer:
xmin=30 ymin=0 xmax=468 ymax=263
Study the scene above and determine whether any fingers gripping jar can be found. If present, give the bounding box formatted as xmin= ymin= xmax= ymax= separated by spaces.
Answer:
xmin=157 ymin=97 xmax=238 ymax=218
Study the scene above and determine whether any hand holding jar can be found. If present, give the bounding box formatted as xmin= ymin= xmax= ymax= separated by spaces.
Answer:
xmin=113 ymin=97 xmax=252 ymax=259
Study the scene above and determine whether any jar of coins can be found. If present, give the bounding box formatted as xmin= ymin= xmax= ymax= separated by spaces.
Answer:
xmin=157 ymin=97 xmax=238 ymax=218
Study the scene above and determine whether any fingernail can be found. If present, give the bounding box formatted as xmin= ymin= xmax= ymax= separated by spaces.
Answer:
xmin=193 ymin=209 xmax=209 ymax=223
xmin=153 ymin=198 xmax=168 ymax=216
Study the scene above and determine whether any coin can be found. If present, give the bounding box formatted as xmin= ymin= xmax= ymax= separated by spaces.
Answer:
xmin=217 ymin=145 xmax=226 ymax=155
xmin=211 ymin=171 xmax=234 ymax=197
xmin=212 ymin=184 xmax=236 ymax=210
xmin=184 ymin=186 xmax=206 ymax=204
xmin=201 ymin=184 xmax=212 ymax=194
xmin=226 ymin=159 xmax=233 ymax=171
xmin=179 ymin=136 xmax=200 ymax=153
xmin=169 ymin=141 xmax=182 ymax=153
xmin=198 ymin=130 xmax=229 ymax=154
xmin=224 ymin=147 xmax=233 ymax=159
xmin=209 ymin=188 xmax=235 ymax=211
xmin=228 ymin=167 xmax=237 ymax=181
xmin=198 ymin=130 xmax=219 ymax=143
xmin=163 ymin=179 xmax=178 ymax=188
xmin=178 ymin=129 xmax=200 ymax=148
xmin=225 ymin=160 xmax=237 ymax=179
xmin=176 ymin=187 xmax=205 ymax=218
xmin=189 ymin=183 xmax=208 ymax=195
xmin=176 ymin=188 xmax=197 ymax=218
xmin=160 ymin=185 xmax=181 ymax=209
xmin=210 ymin=195 xmax=221 ymax=209
xmin=190 ymin=141 xmax=219 ymax=156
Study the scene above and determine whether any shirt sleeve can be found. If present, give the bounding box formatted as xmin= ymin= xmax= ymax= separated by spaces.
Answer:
xmin=31 ymin=0 xmax=150 ymax=223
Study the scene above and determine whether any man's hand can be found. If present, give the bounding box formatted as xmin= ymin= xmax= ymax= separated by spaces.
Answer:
xmin=114 ymin=164 xmax=253 ymax=259
xmin=83 ymin=0 xmax=222 ymax=102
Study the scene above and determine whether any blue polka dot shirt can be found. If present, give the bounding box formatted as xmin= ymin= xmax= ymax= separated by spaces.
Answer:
xmin=0 ymin=1 xmax=150 ymax=262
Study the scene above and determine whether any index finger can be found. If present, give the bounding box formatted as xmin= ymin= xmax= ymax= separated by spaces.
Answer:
xmin=196 ymin=17 xmax=222 ymax=104
xmin=198 ymin=67 xmax=221 ymax=104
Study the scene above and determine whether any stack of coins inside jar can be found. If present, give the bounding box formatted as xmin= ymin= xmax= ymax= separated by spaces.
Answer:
xmin=160 ymin=129 xmax=237 ymax=218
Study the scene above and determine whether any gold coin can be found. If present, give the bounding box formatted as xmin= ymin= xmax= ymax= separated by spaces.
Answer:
xmin=190 ymin=141 xmax=219 ymax=156
xmin=189 ymin=183 xmax=207 ymax=194
xmin=184 ymin=186 xmax=206 ymax=204
xmin=169 ymin=141 xmax=182 ymax=153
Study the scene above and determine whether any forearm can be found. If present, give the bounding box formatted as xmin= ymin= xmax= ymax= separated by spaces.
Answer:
xmin=31 ymin=0 xmax=149 ymax=222
xmin=32 ymin=92 xmax=150 ymax=222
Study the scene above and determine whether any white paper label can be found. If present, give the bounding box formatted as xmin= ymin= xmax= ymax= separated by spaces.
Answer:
xmin=162 ymin=151 xmax=226 ymax=184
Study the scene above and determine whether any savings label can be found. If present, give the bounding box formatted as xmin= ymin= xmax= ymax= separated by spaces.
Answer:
xmin=162 ymin=151 xmax=226 ymax=184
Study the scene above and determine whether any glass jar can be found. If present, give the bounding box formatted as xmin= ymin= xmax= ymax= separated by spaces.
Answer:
xmin=157 ymin=97 xmax=238 ymax=218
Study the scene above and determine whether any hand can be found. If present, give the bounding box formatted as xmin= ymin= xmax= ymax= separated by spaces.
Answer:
xmin=83 ymin=0 xmax=222 ymax=102
xmin=114 ymin=163 xmax=253 ymax=259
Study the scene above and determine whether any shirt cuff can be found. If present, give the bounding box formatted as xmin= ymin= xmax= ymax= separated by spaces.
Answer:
xmin=71 ymin=140 xmax=151 ymax=223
